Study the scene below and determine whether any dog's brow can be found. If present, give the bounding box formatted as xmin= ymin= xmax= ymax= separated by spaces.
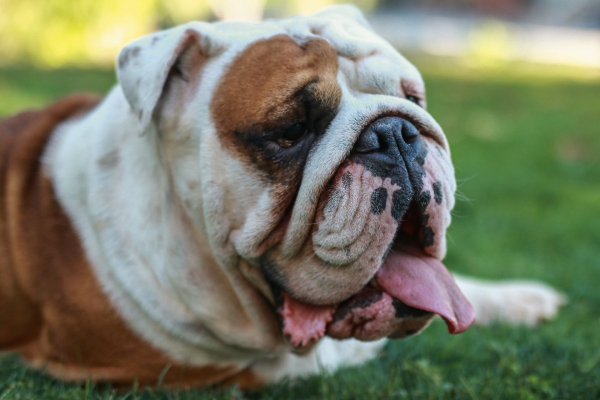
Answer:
xmin=294 ymin=79 xmax=319 ymax=98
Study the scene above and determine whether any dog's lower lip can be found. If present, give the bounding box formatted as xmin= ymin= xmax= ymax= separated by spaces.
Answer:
xmin=275 ymin=199 xmax=432 ymax=347
xmin=279 ymin=280 xmax=430 ymax=347
xmin=278 ymin=212 xmax=475 ymax=346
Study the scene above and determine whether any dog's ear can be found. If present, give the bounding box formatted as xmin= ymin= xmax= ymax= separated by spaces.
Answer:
xmin=116 ymin=22 xmax=226 ymax=129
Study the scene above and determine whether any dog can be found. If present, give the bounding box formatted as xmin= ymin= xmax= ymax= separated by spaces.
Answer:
xmin=0 ymin=6 xmax=564 ymax=388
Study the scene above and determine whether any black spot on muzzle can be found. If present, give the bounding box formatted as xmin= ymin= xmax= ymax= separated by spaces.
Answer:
xmin=370 ymin=188 xmax=387 ymax=214
xmin=351 ymin=116 xmax=428 ymax=221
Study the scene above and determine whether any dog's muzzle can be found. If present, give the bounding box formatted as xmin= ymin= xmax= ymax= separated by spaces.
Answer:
xmin=272 ymin=112 xmax=475 ymax=349
xmin=350 ymin=116 xmax=425 ymax=220
xmin=353 ymin=116 xmax=421 ymax=170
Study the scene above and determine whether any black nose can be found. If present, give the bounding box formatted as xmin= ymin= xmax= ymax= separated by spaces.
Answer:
xmin=352 ymin=116 xmax=421 ymax=165
xmin=350 ymin=116 xmax=424 ymax=220
xmin=354 ymin=116 xmax=420 ymax=154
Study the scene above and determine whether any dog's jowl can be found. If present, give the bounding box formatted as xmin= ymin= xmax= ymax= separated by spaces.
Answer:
xmin=0 ymin=5 xmax=564 ymax=388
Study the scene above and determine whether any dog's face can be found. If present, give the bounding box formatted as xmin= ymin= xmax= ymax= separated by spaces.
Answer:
xmin=117 ymin=6 xmax=474 ymax=349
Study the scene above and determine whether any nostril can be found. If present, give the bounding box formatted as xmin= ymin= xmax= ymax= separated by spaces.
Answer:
xmin=354 ymin=129 xmax=380 ymax=153
xmin=401 ymin=121 xmax=419 ymax=144
xmin=353 ymin=117 xmax=420 ymax=157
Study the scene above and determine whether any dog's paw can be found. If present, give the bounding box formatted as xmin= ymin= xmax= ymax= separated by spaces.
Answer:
xmin=316 ymin=337 xmax=387 ymax=371
xmin=252 ymin=337 xmax=386 ymax=383
xmin=455 ymin=276 xmax=566 ymax=327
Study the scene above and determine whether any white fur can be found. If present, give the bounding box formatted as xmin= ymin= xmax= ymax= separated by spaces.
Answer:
xmin=43 ymin=5 xmax=563 ymax=383
xmin=252 ymin=337 xmax=386 ymax=383
xmin=455 ymin=275 xmax=566 ymax=327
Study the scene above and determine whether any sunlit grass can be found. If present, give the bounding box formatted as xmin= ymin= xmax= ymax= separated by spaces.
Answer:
xmin=0 ymin=67 xmax=115 ymax=117
xmin=0 ymin=60 xmax=599 ymax=399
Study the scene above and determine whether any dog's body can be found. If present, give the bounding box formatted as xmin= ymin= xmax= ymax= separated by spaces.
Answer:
xmin=0 ymin=6 xmax=564 ymax=388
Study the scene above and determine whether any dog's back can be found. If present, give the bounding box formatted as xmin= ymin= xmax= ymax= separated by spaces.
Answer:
xmin=0 ymin=96 xmax=100 ymax=351
xmin=0 ymin=96 xmax=262 ymax=387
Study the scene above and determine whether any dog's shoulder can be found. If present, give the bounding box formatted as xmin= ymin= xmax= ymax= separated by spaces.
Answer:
xmin=0 ymin=95 xmax=264 ymax=387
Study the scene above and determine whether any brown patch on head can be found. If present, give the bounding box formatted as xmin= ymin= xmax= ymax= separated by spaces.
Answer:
xmin=211 ymin=35 xmax=341 ymax=182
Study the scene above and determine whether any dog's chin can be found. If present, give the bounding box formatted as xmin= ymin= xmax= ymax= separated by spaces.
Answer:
xmin=273 ymin=202 xmax=475 ymax=350
xmin=258 ymin=158 xmax=475 ymax=350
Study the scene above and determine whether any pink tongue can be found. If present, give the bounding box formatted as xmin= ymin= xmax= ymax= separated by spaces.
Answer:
xmin=375 ymin=247 xmax=475 ymax=334
xmin=280 ymin=292 xmax=336 ymax=347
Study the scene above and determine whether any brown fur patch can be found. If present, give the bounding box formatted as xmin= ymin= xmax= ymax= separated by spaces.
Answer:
xmin=0 ymin=96 xmax=263 ymax=388
xmin=211 ymin=35 xmax=341 ymax=181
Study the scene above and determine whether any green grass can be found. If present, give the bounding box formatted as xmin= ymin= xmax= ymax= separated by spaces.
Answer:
xmin=1 ymin=61 xmax=599 ymax=399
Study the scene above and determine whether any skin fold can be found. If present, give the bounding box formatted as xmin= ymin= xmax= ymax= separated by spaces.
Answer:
xmin=0 ymin=6 xmax=564 ymax=388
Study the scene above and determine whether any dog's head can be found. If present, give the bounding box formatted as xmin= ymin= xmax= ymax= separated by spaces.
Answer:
xmin=116 ymin=5 xmax=474 ymax=350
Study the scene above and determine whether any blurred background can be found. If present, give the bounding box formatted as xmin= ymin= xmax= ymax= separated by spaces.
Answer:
xmin=0 ymin=0 xmax=598 ymax=115
xmin=0 ymin=0 xmax=598 ymax=71
xmin=0 ymin=1 xmax=599 ymax=398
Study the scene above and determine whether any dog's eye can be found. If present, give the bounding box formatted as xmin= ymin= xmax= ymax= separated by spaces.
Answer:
xmin=406 ymin=95 xmax=420 ymax=105
xmin=278 ymin=122 xmax=307 ymax=148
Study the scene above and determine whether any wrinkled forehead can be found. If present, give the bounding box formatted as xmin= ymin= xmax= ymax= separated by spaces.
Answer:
xmin=211 ymin=6 xmax=424 ymax=97
xmin=201 ymin=7 xmax=451 ymax=259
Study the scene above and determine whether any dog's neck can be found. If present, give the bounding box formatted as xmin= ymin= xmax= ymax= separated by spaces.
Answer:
xmin=45 ymin=87 xmax=284 ymax=365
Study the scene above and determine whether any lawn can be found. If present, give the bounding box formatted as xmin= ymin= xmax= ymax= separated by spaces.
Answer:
xmin=0 ymin=61 xmax=599 ymax=399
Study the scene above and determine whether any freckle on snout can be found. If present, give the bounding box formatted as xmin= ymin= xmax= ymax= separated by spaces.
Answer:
xmin=370 ymin=187 xmax=387 ymax=215
xmin=341 ymin=172 xmax=353 ymax=189
xmin=432 ymin=182 xmax=443 ymax=205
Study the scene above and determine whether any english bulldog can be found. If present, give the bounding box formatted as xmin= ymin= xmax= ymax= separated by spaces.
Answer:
xmin=0 ymin=6 xmax=564 ymax=388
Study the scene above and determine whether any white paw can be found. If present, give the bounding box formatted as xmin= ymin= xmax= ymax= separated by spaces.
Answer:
xmin=316 ymin=337 xmax=387 ymax=372
xmin=252 ymin=337 xmax=386 ymax=383
xmin=456 ymin=276 xmax=566 ymax=327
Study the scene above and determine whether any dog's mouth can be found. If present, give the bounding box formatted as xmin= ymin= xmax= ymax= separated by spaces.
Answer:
xmin=276 ymin=202 xmax=475 ymax=349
